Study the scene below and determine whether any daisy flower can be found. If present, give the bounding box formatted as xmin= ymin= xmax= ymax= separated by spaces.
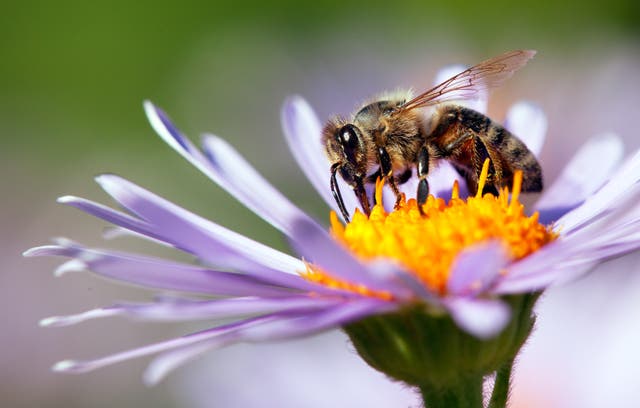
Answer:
xmin=26 ymin=67 xmax=640 ymax=406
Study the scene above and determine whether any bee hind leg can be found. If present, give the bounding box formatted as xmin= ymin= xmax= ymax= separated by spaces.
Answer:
xmin=449 ymin=139 xmax=501 ymax=196
xmin=468 ymin=137 xmax=500 ymax=196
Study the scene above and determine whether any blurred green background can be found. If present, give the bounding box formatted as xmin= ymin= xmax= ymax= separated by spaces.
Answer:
xmin=3 ymin=1 xmax=639 ymax=407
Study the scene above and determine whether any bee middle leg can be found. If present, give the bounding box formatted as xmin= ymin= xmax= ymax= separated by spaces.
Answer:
xmin=367 ymin=168 xmax=412 ymax=207
xmin=416 ymin=145 xmax=431 ymax=209
xmin=376 ymin=146 xmax=405 ymax=208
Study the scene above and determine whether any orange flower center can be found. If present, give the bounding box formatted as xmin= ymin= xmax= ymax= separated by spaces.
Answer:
xmin=303 ymin=160 xmax=557 ymax=299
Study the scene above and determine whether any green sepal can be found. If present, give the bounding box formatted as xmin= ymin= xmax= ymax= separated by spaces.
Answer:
xmin=344 ymin=293 xmax=538 ymax=406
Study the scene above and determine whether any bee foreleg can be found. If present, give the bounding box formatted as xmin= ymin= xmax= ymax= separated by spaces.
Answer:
xmin=416 ymin=145 xmax=430 ymax=210
xmin=377 ymin=146 xmax=402 ymax=207
xmin=330 ymin=163 xmax=352 ymax=222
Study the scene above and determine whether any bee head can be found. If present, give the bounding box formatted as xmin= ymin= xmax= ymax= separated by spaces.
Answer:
xmin=322 ymin=120 xmax=367 ymax=185
xmin=322 ymin=119 xmax=370 ymax=221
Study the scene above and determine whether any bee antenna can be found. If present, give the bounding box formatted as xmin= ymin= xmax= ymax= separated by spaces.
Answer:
xmin=330 ymin=163 xmax=351 ymax=223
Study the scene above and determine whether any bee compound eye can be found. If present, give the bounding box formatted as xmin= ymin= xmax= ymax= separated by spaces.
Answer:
xmin=338 ymin=124 xmax=361 ymax=164
xmin=339 ymin=125 xmax=359 ymax=149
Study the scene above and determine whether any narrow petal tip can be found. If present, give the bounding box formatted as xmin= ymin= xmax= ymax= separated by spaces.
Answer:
xmin=142 ymin=99 xmax=155 ymax=113
xmin=199 ymin=133 xmax=225 ymax=162
xmin=283 ymin=94 xmax=305 ymax=105
xmin=56 ymin=195 xmax=78 ymax=204
xmin=282 ymin=95 xmax=309 ymax=116
xmin=142 ymin=100 xmax=163 ymax=130
xmin=143 ymin=100 xmax=192 ymax=153
xmin=40 ymin=308 xmax=119 ymax=327
xmin=52 ymin=237 xmax=77 ymax=246
xmin=143 ymin=343 xmax=214 ymax=387
xmin=94 ymin=173 xmax=115 ymax=186
xmin=39 ymin=316 xmax=66 ymax=327
xmin=23 ymin=246 xmax=54 ymax=257
xmin=102 ymin=226 xmax=129 ymax=240
xmin=23 ymin=239 xmax=78 ymax=258
xmin=54 ymin=259 xmax=87 ymax=277
xmin=52 ymin=360 xmax=91 ymax=373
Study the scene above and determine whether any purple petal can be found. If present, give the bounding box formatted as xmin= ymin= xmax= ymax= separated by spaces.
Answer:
xmin=504 ymin=101 xmax=547 ymax=157
xmin=223 ymin=298 xmax=395 ymax=342
xmin=52 ymin=316 xmax=274 ymax=374
xmin=499 ymin=216 xmax=640 ymax=293
xmin=144 ymin=342 xmax=213 ymax=386
xmin=55 ymin=298 xmax=392 ymax=381
xmin=143 ymin=298 xmax=394 ymax=384
xmin=557 ymin=147 xmax=640 ymax=234
xmin=557 ymin=217 xmax=640 ymax=267
xmin=494 ymin=263 xmax=596 ymax=294
xmin=102 ymin=226 xmax=172 ymax=247
xmin=536 ymin=133 xmax=623 ymax=224
xmin=57 ymin=196 xmax=155 ymax=237
xmin=119 ymin=296 xmax=345 ymax=321
xmin=145 ymin=101 xmax=318 ymax=236
xmin=24 ymin=241 xmax=318 ymax=295
xmin=494 ymin=235 xmax=593 ymax=293
xmin=281 ymin=96 xmax=360 ymax=220
xmin=94 ymin=175 xmax=306 ymax=280
xmin=41 ymin=296 xmax=344 ymax=327
xmin=200 ymin=134 xmax=324 ymax=235
xmin=40 ymin=307 xmax=123 ymax=327
xmin=447 ymin=241 xmax=508 ymax=297
xmin=144 ymin=101 xmax=199 ymax=156
xmin=444 ymin=297 xmax=511 ymax=339
xmin=288 ymin=217 xmax=416 ymax=299
xmin=494 ymin=208 xmax=640 ymax=294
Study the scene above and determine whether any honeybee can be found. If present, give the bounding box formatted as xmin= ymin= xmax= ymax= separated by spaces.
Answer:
xmin=323 ymin=49 xmax=543 ymax=222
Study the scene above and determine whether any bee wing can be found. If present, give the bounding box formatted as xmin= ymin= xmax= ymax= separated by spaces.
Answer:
xmin=398 ymin=50 xmax=536 ymax=112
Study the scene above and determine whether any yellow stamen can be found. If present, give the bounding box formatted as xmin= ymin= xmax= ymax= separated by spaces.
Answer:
xmin=375 ymin=176 xmax=384 ymax=207
xmin=451 ymin=180 xmax=460 ymax=200
xmin=303 ymin=161 xmax=557 ymax=298
xmin=510 ymin=170 xmax=523 ymax=210
xmin=476 ymin=158 xmax=491 ymax=198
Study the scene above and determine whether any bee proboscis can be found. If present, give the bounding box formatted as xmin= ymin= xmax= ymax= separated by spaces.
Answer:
xmin=322 ymin=49 xmax=542 ymax=222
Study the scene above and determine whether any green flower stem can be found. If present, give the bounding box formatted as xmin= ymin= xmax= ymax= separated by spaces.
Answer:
xmin=419 ymin=375 xmax=484 ymax=408
xmin=488 ymin=358 xmax=514 ymax=408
